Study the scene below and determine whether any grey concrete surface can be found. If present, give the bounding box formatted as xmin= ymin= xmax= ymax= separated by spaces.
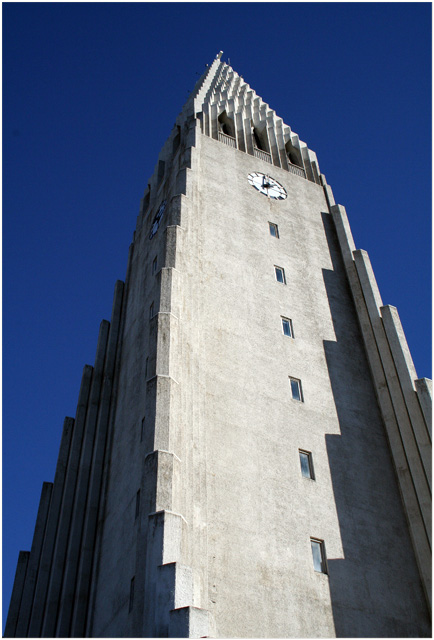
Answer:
xmin=6 ymin=54 xmax=431 ymax=638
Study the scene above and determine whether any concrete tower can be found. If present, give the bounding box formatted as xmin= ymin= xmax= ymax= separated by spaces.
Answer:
xmin=5 ymin=52 xmax=431 ymax=638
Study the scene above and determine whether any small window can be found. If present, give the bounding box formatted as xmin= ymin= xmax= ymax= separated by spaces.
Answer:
xmin=311 ymin=539 xmax=327 ymax=573
xmin=281 ymin=317 xmax=294 ymax=338
xmin=289 ymin=377 xmax=303 ymax=402
xmin=135 ymin=490 xmax=140 ymax=519
xmin=145 ymin=357 xmax=149 ymax=378
xmin=269 ymin=222 xmax=279 ymax=238
xmin=150 ymin=302 xmax=154 ymax=318
xmin=129 ymin=577 xmax=135 ymax=612
xmin=152 ymin=256 xmax=158 ymax=274
xmin=299 ymin=450 xmax=314 ymax=479
xmin=140 ymin=416 xmax=145 ymax=442
xmin=275 ymin=266 xmax=286 ymax=284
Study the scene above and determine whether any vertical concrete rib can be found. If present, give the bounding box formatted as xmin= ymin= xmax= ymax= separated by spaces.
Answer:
xmin=54 ymin=320 xmax=110 ymax=637
xmin=15 ymin=482 xmax=53 ymax=637
xmin=381 ymin=304 xmax=431 ymax=490
xmin=85 ymin=260 xmax=133 ymax=639
xmin=331 ymin=203 xmax=431 ymax=609
xmin=27 ymin=417 xmax=75 ymax=637
xmin=4 ymin=551 xmax=30 ymax=637
xmin=40 ymin=364 xmax=93 ymax=637
xmin=416 ymin=378 xmax=432 ymax=438
xmin=70 ymin=281 xmax=124 ymax=638
xmin=354 ymin=250 xmax=431 ymax=544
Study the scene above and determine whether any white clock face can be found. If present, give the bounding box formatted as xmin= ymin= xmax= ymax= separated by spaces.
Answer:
xmin=248 ymin=172 xmax=287 ymax=200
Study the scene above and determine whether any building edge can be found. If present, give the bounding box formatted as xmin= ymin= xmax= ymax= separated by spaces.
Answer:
xmin=322 ymin=178 xmax=431 ymax=611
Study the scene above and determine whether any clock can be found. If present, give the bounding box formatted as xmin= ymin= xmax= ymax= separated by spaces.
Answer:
xmin=149 ymin=200 xmax=167 ymax=239
xmin=247 ymin=172 xmax=287 ymax=200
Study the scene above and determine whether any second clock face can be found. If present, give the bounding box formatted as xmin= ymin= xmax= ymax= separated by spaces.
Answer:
xmin=149 ymin=200 xmax=167 ymax=239
xmin=248 ymin=172 xmax=287 ymax=200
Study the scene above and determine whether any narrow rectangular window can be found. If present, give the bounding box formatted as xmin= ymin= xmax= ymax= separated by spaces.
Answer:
xmin=289 ymin=377 xmax=303 ymax=402
xmin=311 ymin=539 xmax=327 ymax=573
xmin=145 ymin=357 xmax=149 ymax=378
xmin=149 ymin=302 xmax=154 ymax=318
xmin=152 ymin=256 xmax=157 ymax=274
xmin=129 ymin=577 xmax=135 ymax=612
xmin=140 ymin=416 xmax=145 ymax=442
xmin=275 ymin=266 xmax=286 ymax=284
xmin=269 ymin=222 xmax=279 ymax=238
xmin=299 ymin=450 xmax=314 ymax=479
xmin=281 ymin=317 xmax=294 ymax=338
xmin=135 ymin=490 xmax=140 ymax=520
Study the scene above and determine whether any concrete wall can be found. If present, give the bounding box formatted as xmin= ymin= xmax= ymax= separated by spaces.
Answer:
xmin=6 ymin=55 xmax=430 ymax=638
xmin=163 ymin=131 xmax=429 ymax=637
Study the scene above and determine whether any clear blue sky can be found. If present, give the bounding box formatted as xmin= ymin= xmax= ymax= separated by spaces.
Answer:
xmin=2 ymin=1 xmax=431 ymax=623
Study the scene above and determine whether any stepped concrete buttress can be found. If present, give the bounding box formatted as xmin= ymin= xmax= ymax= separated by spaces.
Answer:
xmin=5 ymin=52 xmax=431 ymax=638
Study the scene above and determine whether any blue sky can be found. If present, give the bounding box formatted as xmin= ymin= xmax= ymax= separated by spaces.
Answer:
xmin=2 ymin=1 xmax=431 ymax=622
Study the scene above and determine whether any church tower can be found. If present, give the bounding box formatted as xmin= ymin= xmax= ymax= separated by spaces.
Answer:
xmin=5 ymin=52 xmax=431 ymax=638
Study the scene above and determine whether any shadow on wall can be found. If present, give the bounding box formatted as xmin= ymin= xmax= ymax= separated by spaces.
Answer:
xmin=319 ymin=212 xmax=430 ymax=638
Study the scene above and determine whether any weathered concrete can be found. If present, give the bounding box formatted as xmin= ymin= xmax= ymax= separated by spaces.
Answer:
xmin=27 ymin=417 xmax=75 ymax=637
xmin=70 ymin=282 xmax=125 ymax=638
xmin=40 ymin=364 xmax=93 ymax=637
xmin=6 ymin=53 xmax=431 ymax=638
xmin=4 ymin=551 xmax=30 ymax=637
xmin=416 ymin=377 xmax=432 ymax=436
xmin=15 ymin=483 xmax=52 ymax=637
xmin=381 ymin=304 xmax=431 ymax=489
xmin=169 ymin=606 xmax=213 ymax=638
xmin=55 ymin=321 xmax=110 ymax=637
xmin=330 ymin=204 xmax=431 ymax=613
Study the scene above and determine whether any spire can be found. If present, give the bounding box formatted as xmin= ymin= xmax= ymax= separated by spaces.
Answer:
xmin=193 ymin=55 xmax=322 ymax=184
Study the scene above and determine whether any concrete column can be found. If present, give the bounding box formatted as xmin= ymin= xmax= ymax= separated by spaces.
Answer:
xmin=55 ymin=320 xmax=110 ymax=637
xmin=165 ymin=226 xmax=180 ymax=269
xmin=15 ymin=482 xmax=53 ymax=637
xmin=144 ymin=450 xmax=182 ymax=514
xmin=84 ymin=271 xmax=130 ymax=638
xmin=176 ymin=167 xmax=188 ymax=197
xmin=169 ymin=606 xmax=213 ymax=638
xmin=354 ymin=250 xmax=431 ymax=545
xmin=210 ymin=103 xmax=218 ymax=140
xmin=41 ymin=364 xmax=92 ymax=636
xmin=381 ymin=305 xmax=431 ymax=489
xmin=301 ymin=145 xmax=315 ymax=182
xmin=416 ymin=378 xmax=432 ymax=438
xmin=331 ymin=205 xmax=432 ymax=609
xmin=244 ymin=117 xmax=254 ymax=156
xmin=70 ymin=281 xmax=124 ymax=638
xmin=267 ymin=116 xmax=281 ymax=167
xmin=142 ymin=510 xmax=188 ymax=637
xmin=321 ymin=180 xmax=336 ymax=209
xmin=280 ymin=128 xmax=290 ymax=172
xmin=330 ymin=205 xmax=356 ymax=267
xmin=155 ymin=563 xmax=194 ymax=636
xmin=159 ymin=267 xmax=180 ymax=317
xmin=235 ymin=110 xmax=246 ymax=152
xmin=4 ymin=551 xmax=29 ymax=637
xmin=202 ymin=104 xmax=210 ymax=137
xmin=27 ymin=417 xmax=74 ymax=637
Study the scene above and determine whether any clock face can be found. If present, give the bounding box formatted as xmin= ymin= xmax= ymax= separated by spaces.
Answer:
xmin=149 ymin=200 xmax=167 ymax=239
xmin=248 ymin=172 xmax=287 ymax=200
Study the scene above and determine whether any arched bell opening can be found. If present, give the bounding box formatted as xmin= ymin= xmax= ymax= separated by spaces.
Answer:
xmin=218 ymin=111 xmax=236 ymax=138
xmin=252 ymin=125 xmax=269 ymax=153
xmin=285 ymin=140 xmax=303 ymax=168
